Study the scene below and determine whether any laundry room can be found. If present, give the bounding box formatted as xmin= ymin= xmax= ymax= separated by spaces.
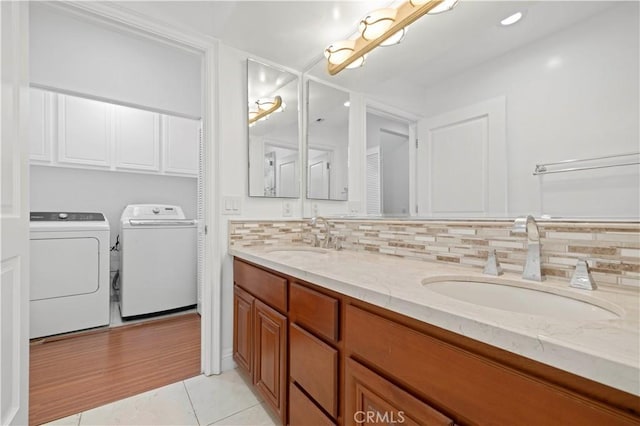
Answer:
xmin=28 ymin=2 xmax=202 ymax=333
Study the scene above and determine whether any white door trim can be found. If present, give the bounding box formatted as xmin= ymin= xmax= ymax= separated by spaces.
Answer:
xmin=56 ymin=2 xmax=222 ymax=375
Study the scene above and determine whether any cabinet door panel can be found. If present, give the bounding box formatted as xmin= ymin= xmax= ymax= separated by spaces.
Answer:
xmin=345 ymin=358 xmax=453 ymax=426
xmin=163 ymin=115 xmax=199 ymax=175
xmin=29 ymin=88 xmax=52 ymax=162
xmin=58 ymin=95 xmax=110 ymax=167
xmin=233 ymin=285 xmax=254 ymax=377
xmin=254 ymin=299 xmax=287 ymax=423
xmin=114 ymin=105 xmax=159 ymax=171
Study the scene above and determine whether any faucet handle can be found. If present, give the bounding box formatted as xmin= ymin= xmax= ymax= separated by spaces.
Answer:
xmin=569 ymin=259 xmax=597 ymax=290
xmin=483 ymin=249 xmax=504 ymax=276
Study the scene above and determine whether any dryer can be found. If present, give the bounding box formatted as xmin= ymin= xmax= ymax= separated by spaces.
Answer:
xmin=119 ymin=204 xmax=197 ymax=318
xmin=29 ymin=212 xmax=110 ymax=338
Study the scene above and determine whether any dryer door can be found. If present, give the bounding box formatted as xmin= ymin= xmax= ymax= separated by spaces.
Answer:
xmin=30 ymin=237 xmax=100 ymax=300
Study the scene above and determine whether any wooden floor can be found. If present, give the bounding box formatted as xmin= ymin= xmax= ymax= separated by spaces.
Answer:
xmin=29 ymin=313 xmax=201 ymax=426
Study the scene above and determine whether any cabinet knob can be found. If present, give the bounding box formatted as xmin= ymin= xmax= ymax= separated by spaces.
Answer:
xmin=152 ymin=208 xmax=160 ymax=214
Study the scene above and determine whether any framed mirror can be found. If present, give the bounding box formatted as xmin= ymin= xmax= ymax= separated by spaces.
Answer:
xmin=306 ymin=80 xmax=349 ymax=201
xmin=247 ymin=59 xmax=300 ymax=198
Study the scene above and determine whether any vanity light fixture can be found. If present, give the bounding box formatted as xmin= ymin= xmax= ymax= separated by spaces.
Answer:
xmin=248 ymin=95 xmax=285 ymax=125
xmin=500 ymin=11 xmax=523 ymax=26
xmin=324 ymin=0 xmax=458 ymax=75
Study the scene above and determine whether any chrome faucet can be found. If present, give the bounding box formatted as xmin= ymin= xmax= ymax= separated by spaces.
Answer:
xmin=512 ymin=215 xmax=544 ymax=281
xmin=309 ymin=216 xmax=331 ymax=248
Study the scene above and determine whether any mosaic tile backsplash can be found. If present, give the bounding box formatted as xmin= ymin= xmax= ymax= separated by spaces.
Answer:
xmin=229 ymin=219 xmax=640 ymax=290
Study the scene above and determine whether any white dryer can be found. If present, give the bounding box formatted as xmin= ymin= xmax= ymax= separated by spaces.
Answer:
xmin=119 ymin=204 xmax=197 ymax=318
xmin=29 ymin=212 xmax=110 ymax=338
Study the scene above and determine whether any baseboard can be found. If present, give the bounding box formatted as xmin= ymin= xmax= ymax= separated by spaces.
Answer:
xmin=221 ymin=347 xmax=236 ymax=372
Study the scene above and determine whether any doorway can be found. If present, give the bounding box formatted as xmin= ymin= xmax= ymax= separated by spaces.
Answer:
xmin=366 ymin=111 xmax=411 ymax=216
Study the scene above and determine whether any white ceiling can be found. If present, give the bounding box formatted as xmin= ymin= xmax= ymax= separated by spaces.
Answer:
xmin=110 ymin=1 xmax=621 ymax=111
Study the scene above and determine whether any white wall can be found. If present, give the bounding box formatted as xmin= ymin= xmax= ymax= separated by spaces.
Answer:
xmin=417 ymin=3 xmax=639 ymax=218
xmin=29 ymin=166 xmax=197 ymax=272
xmin=217 ymin=45 xmax=309 ymax=369
xmin=30 ymin=3 xmax=202 ymax=118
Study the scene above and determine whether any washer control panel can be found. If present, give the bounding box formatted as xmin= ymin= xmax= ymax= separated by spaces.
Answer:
xmin=30 ymin=212 xmax=106 ymax=222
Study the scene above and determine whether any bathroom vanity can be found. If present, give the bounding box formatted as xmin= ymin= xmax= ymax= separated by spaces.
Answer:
xmin=230 ymin=246 xmax=640 ymax=425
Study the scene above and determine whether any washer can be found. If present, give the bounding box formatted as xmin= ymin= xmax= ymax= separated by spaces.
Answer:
xmin=29 ymin=212 xmax=110 ymax=339
xmin=119 ymin=204 xmax=197 ymax=318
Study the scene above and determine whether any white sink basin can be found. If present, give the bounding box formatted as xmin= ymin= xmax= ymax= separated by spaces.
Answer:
xmin=265 ymin=247 xmax=329 ymax=255
xmin=423 ymin=278 xmax=622 ymax=321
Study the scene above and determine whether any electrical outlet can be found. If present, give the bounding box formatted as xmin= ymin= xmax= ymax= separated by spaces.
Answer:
xmin=282 ymin=201 xmax=292 ymax=217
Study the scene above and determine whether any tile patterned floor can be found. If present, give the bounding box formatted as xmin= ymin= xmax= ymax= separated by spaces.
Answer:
xmin=41 ymin=369 xmax=278 ymax=426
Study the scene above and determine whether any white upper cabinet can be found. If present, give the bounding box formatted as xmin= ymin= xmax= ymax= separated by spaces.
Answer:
xmin=31 ymin=89 xmax=199 ymax=177
xmin=163 ymin=115 xmax=200 ymax=176
xmin=29 ymin=88 xmax=53 ymax=163
xmin=114 ymin=104 xmax=160 ymax=171
xmin=58 ymin=95 xmax=111 ymax=167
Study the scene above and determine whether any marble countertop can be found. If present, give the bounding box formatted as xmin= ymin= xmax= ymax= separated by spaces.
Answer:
xmin=229 ymin=245 xmax=640 ymax=396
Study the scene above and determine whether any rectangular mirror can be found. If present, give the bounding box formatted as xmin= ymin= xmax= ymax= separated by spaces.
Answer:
xmin=306 ymin=80 xmax=349 ymax=201
xmin=248 ymin=59 xmax=300 ymax=198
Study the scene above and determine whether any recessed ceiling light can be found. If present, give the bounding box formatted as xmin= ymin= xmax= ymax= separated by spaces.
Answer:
xmin=500 ymin=11 xmax=523 ymax=27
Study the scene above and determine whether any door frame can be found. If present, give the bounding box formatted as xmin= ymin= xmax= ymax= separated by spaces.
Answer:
xmin=53 ymin=2 xmax=222 ymax=375
xmin=1 ymin=2 xmax=31 ymax=424
xmin=365 ymin=101 xmax=419 ymax=216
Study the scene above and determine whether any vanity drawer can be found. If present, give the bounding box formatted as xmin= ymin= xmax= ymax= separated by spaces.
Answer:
xmin=289 ymin=382 xmax=336 ymax=426
xmin=233 ymin=259 xmax=287 ymax=313
xmin=345 ymin=304 xmax=638 ymax=426
xmin=290 ymin=323 xmax=338 ymax=418
xmin=290 ymin=282 xmax=339 ymax=342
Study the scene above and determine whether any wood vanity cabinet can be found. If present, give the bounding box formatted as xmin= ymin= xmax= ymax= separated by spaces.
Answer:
xmin=233 ymin=258 xmax=640 ymax=426
xmin=233 ymin=260 xmax=288 ymax=424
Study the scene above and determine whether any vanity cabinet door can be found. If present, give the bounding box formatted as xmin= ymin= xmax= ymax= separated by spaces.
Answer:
xmin=254 ymin=299 xmax=287 ymax=423
xmin=233 ymin=285 xmax=254 ymax=377
xmin=345 ymin=358 xmax=454 ymax=426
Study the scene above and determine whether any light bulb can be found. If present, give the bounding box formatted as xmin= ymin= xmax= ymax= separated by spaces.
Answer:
xmin=358 ymin=8 xmax=397 ymax=41
xmin=346 ymin=54 xmax=366 ymax=69
xmin=379 ymin=28 xmax=407 ymax=47
xmin=324 ymin=40 xmax=356 ymax=65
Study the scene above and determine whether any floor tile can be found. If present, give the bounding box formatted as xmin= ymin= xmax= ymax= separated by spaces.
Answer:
xmin=79 ymin=381 xmax=198 ymax=425
xmin=184 ymin=369 xmax=261 ymax=425
xmin=41 ymin=413 xmax=81 ymax=426
xmin=210 ymin=403 xmax=277 ymax=426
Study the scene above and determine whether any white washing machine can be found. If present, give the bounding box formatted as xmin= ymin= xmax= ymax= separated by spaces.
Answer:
xmin=119 ymin=204 xmax=197 ymax=318
xmin=29 ymin=212 xmax=110 ymax=338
